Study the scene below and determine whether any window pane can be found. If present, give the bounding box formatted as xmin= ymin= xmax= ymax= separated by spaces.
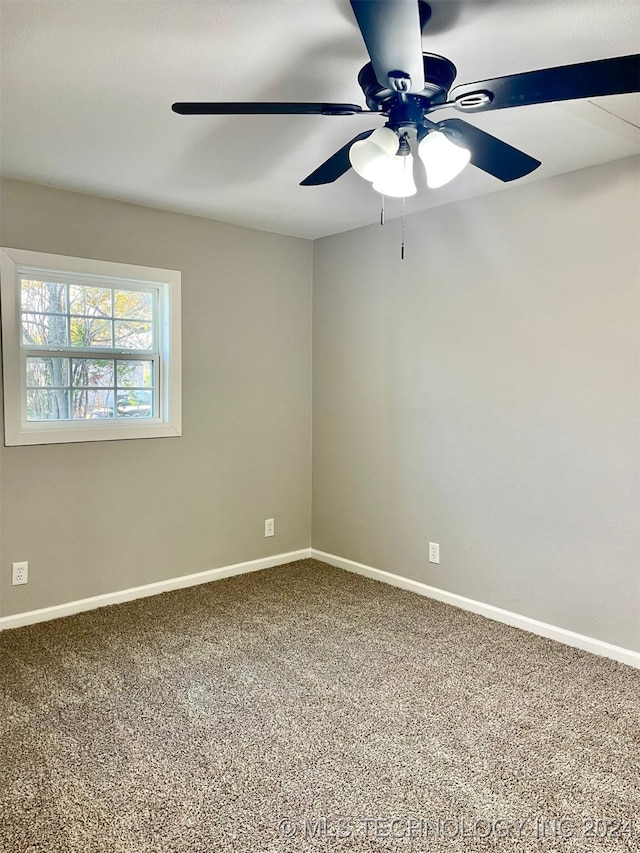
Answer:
xmin=26 ymin=357 xmax=70 ymax=388
xmin=72 ymin=389 xmax=115 ymax=420
xmin=116 ymin=389 xmax=153 ymax=418
xmin=21 ymin=280 xmax=67 ymax=314
xmin=71 ymin=358 xmax=114 ymax=387
xmin=22 ymin=313 xmax=68 ymax=346
xmin=114 ymin=321 xmax=152 ymax=350
xmin=116 ymin=360 xmax=153 ymax=388
xmin=70 ymin=317 xmax=112 ymax=348
xmin=114 ymin=290 xmax=153 ymax=321
xmin=27 ymin=389 xmax=69 ymax=420
xmin=69 ymin=285 xmax=111 ymax=317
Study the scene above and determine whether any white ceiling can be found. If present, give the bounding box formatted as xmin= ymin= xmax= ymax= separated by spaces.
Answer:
xmin=1 ymin=0 xmax=639 ymax=239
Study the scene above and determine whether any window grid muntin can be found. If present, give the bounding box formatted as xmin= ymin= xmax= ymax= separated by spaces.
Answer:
xmin=19 ymin=270 xmax=160 ymax=423
xmin=19 ymin=275 xmax=158 ymax=353
xmin=22 ymin=354 xmax=159 ymax=421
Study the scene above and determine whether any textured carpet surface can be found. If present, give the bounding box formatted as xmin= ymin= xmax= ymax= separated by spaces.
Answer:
xmin=1 ymin=559 xmax=639 ymax=853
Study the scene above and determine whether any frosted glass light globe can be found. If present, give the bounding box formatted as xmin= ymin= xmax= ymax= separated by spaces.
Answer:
xmin=372 ymin=152 xmax=417 ymax=198
xmin=349 ymin=127 xmax=400 ymax=182
xmin=418 ymin=131 xmax=470 ymax=188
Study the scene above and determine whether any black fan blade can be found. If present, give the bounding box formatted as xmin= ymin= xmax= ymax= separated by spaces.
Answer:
xmin=350 ymin=0 xmax=425 ymax=92
xmin=172 ymin=102 xmax=363 ymax=116
xmin=418 ymin=1 xmax=432 ymax=32
xmin=438 ymin=118 xmax=541 ymax=182
xmin=450 ymin=54 xmax=640 ymax=113
xmin=300 ymin=130 xmax=376 ymax=186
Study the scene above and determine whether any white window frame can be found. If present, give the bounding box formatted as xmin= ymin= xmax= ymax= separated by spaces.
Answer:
xmin=0 ymin=248 xmax=181 ymax=446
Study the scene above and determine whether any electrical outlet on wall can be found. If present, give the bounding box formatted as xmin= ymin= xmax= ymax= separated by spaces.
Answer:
xmin=429 ymin=543 xmax=440 ymax=565
xmin=265 ymin=518 xmax=275 ymax=537
xmin=12 ymin=561 xmax=28 ymax=585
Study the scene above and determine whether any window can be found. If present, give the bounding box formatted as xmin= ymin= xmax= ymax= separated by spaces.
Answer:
xmin=0 ymin=248 xmax=181 ymax=445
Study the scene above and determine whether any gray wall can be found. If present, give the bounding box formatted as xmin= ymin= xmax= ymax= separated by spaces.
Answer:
xmin=2 ymin=160 xmax=639 ymax=653
xmin=0 ymin=178 xmax=313 ymax=616
xmin=312 ymin=157 xmax=640 ymax=652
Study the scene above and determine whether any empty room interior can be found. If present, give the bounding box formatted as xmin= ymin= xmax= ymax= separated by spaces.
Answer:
xmin=0 ymin=1 xmax=639 ymax=851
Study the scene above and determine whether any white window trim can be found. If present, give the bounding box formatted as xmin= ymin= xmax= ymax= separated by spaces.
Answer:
xmin=0 ymin=247 xmax=182 ymax=446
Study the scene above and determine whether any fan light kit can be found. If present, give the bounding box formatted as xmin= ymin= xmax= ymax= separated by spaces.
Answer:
xmin=172 ymin=0 xmax=640 ymax=251
xmin=348 ymin=125 xmax=471 ymax=195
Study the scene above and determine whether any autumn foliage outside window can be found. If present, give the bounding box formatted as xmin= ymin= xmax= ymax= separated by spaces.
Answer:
xmin=21 ymin=278 xmax=157 ymax=422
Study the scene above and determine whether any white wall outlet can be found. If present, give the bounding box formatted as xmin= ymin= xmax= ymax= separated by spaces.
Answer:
xmin=12 ymin=561 xmax=28 ymax=585
xmin=428 ymin=543 xmax=440 ymax=565
xmin=264 ymin=518 xmax=275 ymax=537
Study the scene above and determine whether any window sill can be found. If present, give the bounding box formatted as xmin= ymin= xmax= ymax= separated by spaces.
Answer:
xmin=4 ymin=419 xmax=182 ymax=446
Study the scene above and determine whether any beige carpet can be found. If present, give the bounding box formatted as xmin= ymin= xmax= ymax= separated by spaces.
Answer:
xmin=1 ymin=558 xmax=639 ymax=852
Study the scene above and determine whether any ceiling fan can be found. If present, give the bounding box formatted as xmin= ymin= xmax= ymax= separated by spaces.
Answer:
xmin=172 ymin=0 xmax=640 ymax=197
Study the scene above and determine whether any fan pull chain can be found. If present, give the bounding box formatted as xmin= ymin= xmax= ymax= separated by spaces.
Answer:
xmin=400 ymin=151 xmax=408 ymax=259
xmin=380 ymin=195 xmax=385 ymax=226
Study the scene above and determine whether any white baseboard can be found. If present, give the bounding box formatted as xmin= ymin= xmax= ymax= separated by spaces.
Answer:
xmin=0 ymin=549 xmax=312 ymax=632
xmin=311 ymin=549 xmax=640 ymax=670
xmin=4 ymin=547 xmax=638 ymax=670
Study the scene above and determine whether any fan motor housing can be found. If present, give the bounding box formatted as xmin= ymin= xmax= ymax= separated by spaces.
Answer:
xmin=358 ymin=53 xmax=457 ymax=111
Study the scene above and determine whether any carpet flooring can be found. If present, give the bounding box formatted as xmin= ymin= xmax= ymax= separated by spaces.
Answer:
xmin=1 ymin=558 xmax=639 ymax=853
